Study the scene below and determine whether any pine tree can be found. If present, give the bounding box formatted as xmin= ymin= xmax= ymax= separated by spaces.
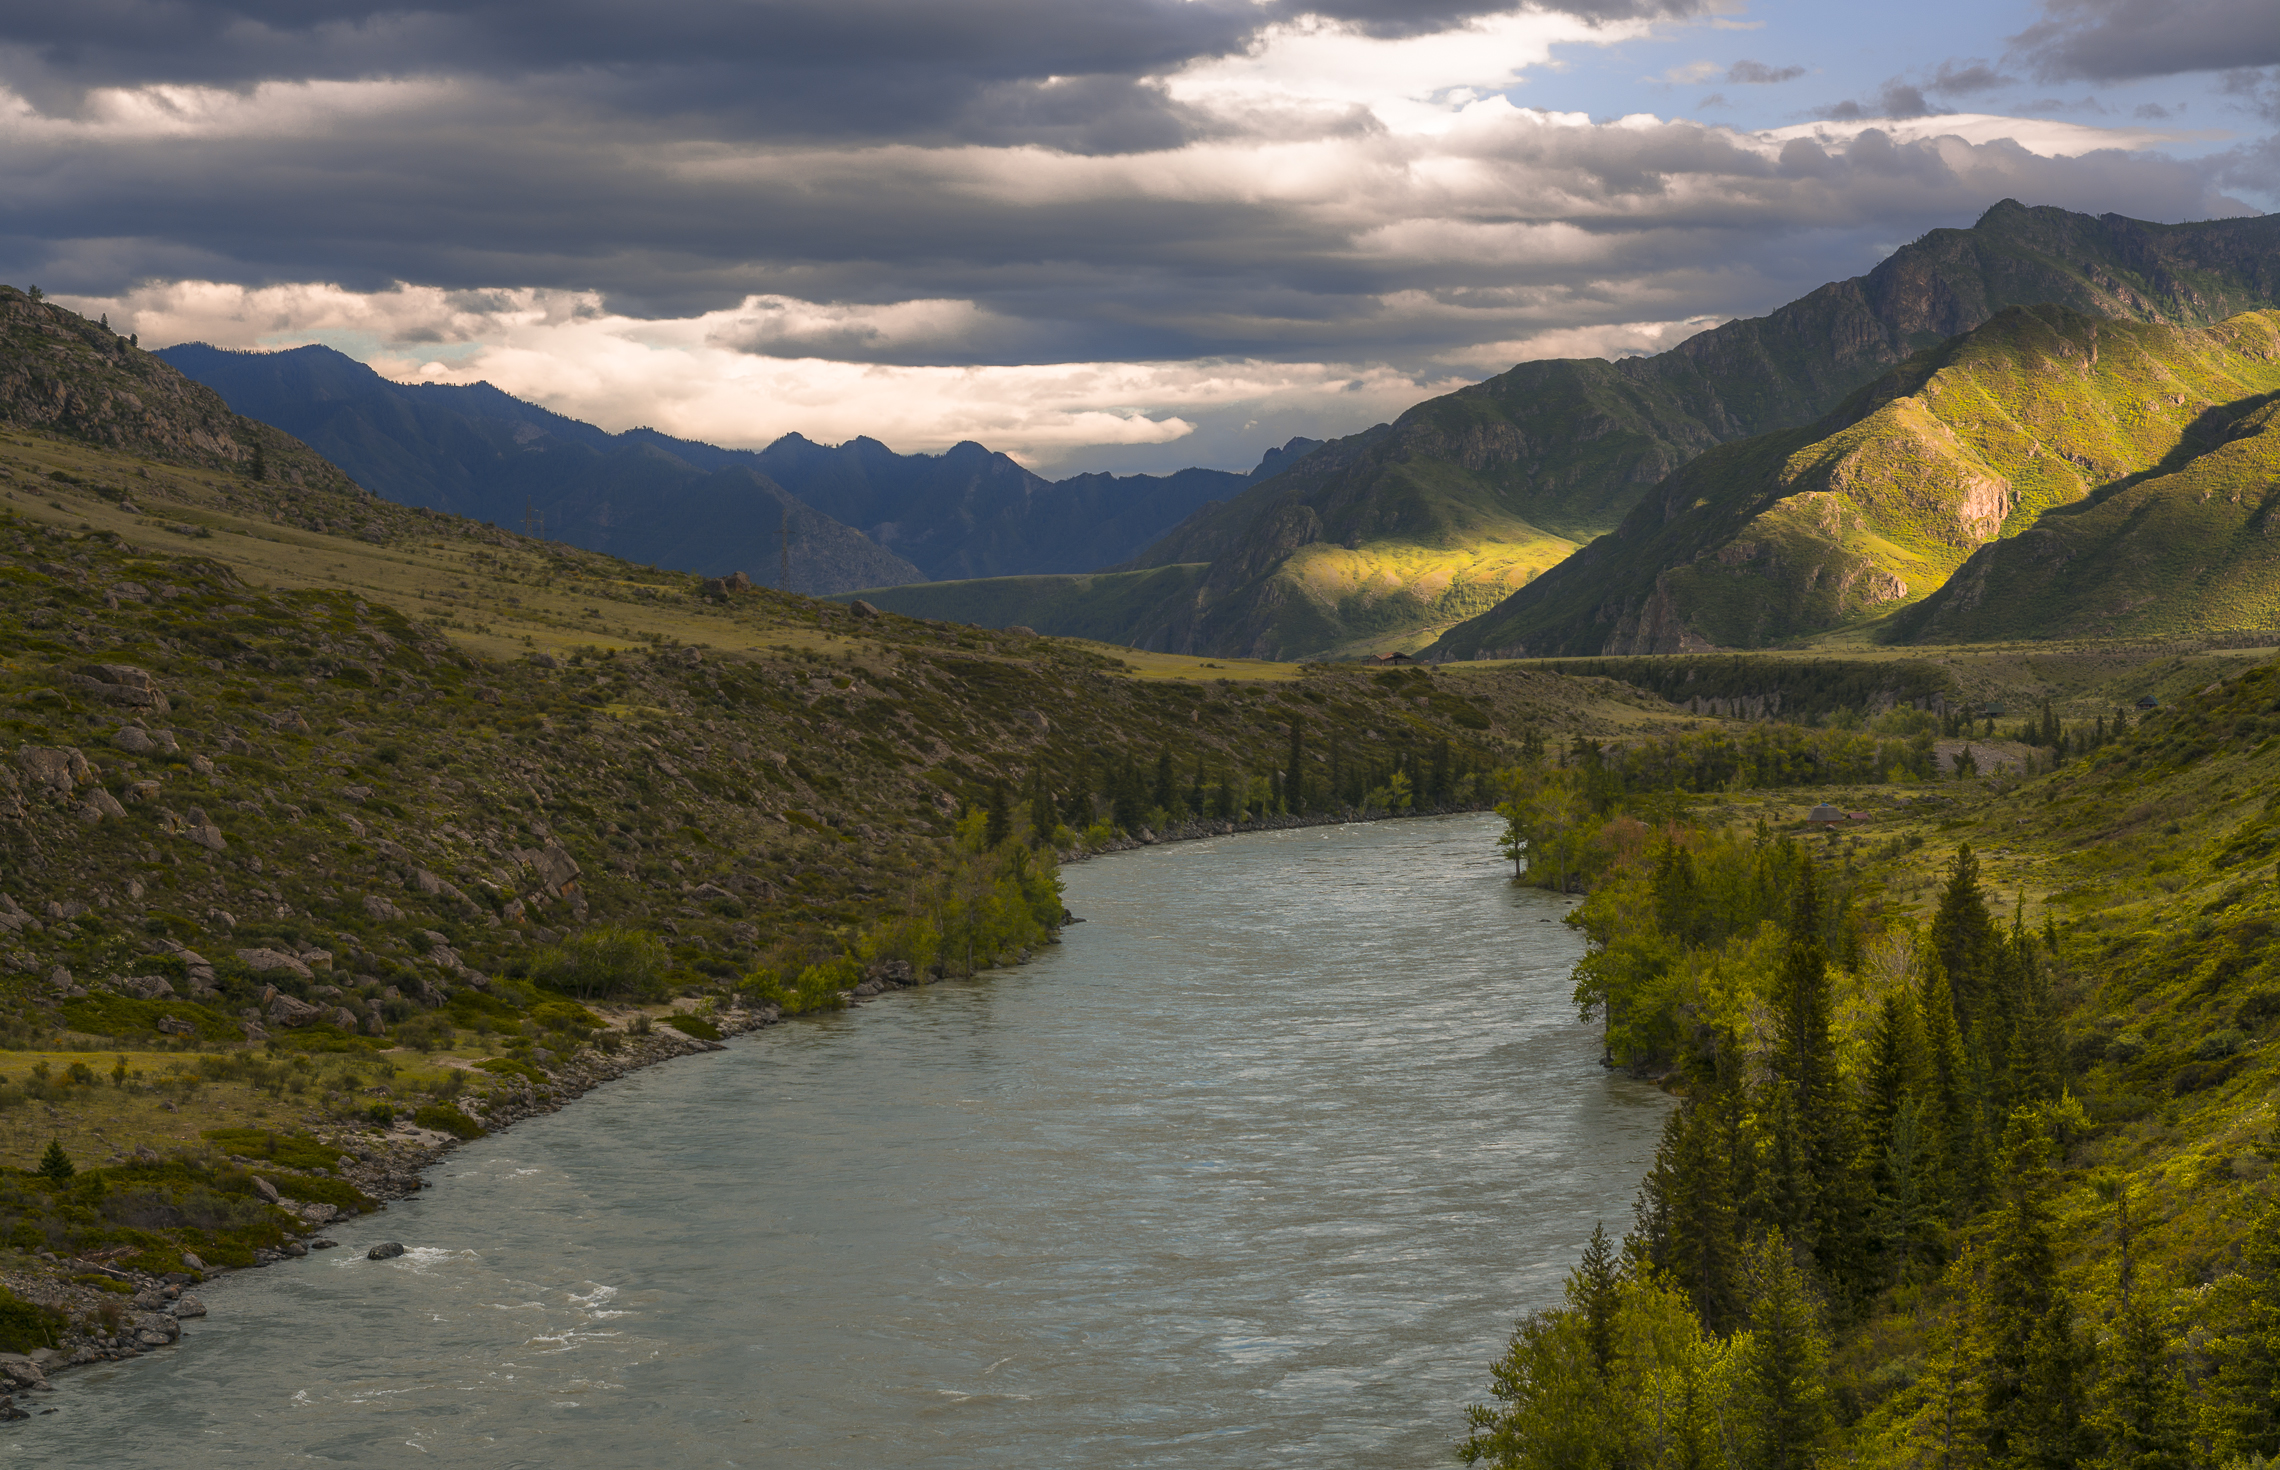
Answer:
xmin=1152 ymin=749 xmax=1176 ymax=817
xmin=1771 ymin=864 xmax=1860 ymax=1284
xmin=1919 ymin=951 xmax=1971 ymax=1216
xmin=1574 ymin=1222 xmax=1620 ymax=1380
xmin=1970 ymin=1111 xmax=2089 ymax=1470
xmin=2208 ymin=1140 xmax=2280 ymax=1458
xmin=1932 ymin=845 xmax=1998 ymax=1021
xmin=984 ymin=780 xmax=1011 ymax=848
xmin=37 ymin=1139 xmax=73 ymax=1182
xmin=2096 ymin=1300 xmax=2190 ymax=1470
xmin=1862 ymin=991 xmax=1925 ymax=1199
xmin=1744 ymin=1230 xmax=1833 ymax=1470
xmin=1027 ymin=773 xmax=1056 ymax=847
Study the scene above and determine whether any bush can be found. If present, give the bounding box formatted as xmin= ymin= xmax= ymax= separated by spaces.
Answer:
xmin=200 ymin=1129 xmax=350 ymax=1171
xmin=413 ymin=1103 xmax=484 ymax=1139
xmin=662 ymin=1014 xmax=722 ymax=1041
xmin=0 ymin=1288 xmax=64 ymax=1352
xmin=528 ymin=927 xmax=669 ymax=1002
xmin=366 ymin=1102 xmax=396 ymax=1127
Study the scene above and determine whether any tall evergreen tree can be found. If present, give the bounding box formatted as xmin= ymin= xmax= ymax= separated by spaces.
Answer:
xmin=2096 ymin=1300 xmax=2190 ymax=1470
xmin=1771 ymin=864 xmax=1860 ymax=1284
xmin=984 ymin=780 xmax=1011 ymax=848
xmin=1027 ymin=772 xmax=1057 ymax=847
xmin=1918 ymin=951 xmax=1971 ymax=1217
xmin=1152 ymin=749 xmax=1176 ymax=817
xmin=1575 ymin=1222 xmax=1620 ymax=1381
xmin=1970 ymin=1111 xmax=2089 ymax=1470
xmin=1931 ymin=845 xmax=1998 ymax=1022
xmin=36 ymin=1138 xmax=72 ymax=1182
xmin=2208 ymin=1142 xmax=2280 ymax=1457
xmin=1744 ymin=1230 xmax=1833 ymax=1470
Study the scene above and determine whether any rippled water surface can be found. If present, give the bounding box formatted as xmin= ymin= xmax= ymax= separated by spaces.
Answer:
xmin=16 ymin=814 xmax=1668 ymax=1468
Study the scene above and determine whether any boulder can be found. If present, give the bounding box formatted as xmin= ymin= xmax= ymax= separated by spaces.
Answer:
xmin=367 ymin=1241 xmax=405 ymax=1261
xmin=250 ymin=1176 xmax=280 ymax=1203
xmin=0 ymin=1354 xmax=44 ymax=1388
xmin=184 ymin=822 xmax=227 ymax=852
xmin=172 ymin=1295 xmax=207 ymax=1318
xmin=112 ymin=726 xmax=157 ymax=755
xmin=155 ymin=1015 xmax=194 ymax=1036
xmin=189 ymin=753 xmax=215 ymax=776
xmin=77 ymin=787 xmax=128 ymax=823
xmin=528 ymin=842 xmax=580 ymax=894
xmin=1005 ymin=624 xmax=1038 ymax=637
xmin=265 ymin=993 xmax=326 ymax=1027
xmin=68 ymin=663 xmax=170 ymax=713
xmin=238 ymin=947 xmax=314 ymax=979
xmin=15 ymin=745 xmax=91 ymax=799
xmin=363 ymin=893 xmax=405 ymax=922
xmin=112 ymin=974 xmax=175 ymax=1000
xmin=329 ymin=1006 xmax=360 ymax=1030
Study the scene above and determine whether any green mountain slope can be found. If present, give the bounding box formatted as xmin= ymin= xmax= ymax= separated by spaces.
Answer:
xmin=1431 ymin=306 xmax=2280 ymax=657
xmin=895 ymin=201 xmax=2280 ymax=660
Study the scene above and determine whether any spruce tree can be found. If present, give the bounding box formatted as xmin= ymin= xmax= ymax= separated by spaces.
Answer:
xmin=1573 ymin=1223 xmax=1620 ymax=1381
xmin=985 ymin=780 xmax=1011 ymax=848
xmin=1970 ymin=1111 xmax=2089 ymax=1470
xmin=1918 ymin=951 xmax=1971 ymax=1216
xmin=1027 ymin=773 xmax=1056 ymax=847
xmin=2096 ymin=1300 xmax=2190 ymax=1470
xmin=37 ymin=1139 xmax=73 ymax=1182
xmin=1744 ymin=1230 xmax=1832 ymax=1470
xmin=2208 ymin=1141 xmax=2280 ymax=1458
xmin=1152 ymin=749 xmax=1175 ymax=817
xmin=1771 ymin=864 xmax=1860 ymax=1283
xmin=1931 ymin=845 xmax=1998 ymax=1021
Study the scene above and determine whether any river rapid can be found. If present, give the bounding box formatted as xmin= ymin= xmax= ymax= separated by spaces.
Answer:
xmin=14 ymin=812 xmax=1669 ymax=1468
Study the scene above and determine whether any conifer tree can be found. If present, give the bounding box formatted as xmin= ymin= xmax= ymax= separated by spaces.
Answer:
xmin=1918 ymin=950 xmax=1971 ymax=1215
xmin=1932 ymin=845 xmax=1998 ymax=1019
xmin=2097 ymin=1300 xmax=2190 ymax=1470
xmin=1744 ymin=1230 xmax=1832 ymax=1470
xmin=980 ymin=779 xmax=1007 ymax=847
xmin=2207 ymin=1142 xmax=2280 ymax=1458
xmin=1027 ymin=773 xmax=1056 ymax=847
xmin=37 ymin=1138 xmax=73 ymax=1182
xmin=1575 ymin=1223 xmax=1619 ymax=1381
xmin=1970 ymin=1111 xmax=2089 ymax=1470
xmin=1285 ymin=723 xmax=1306 ymax=814
xmin=1152 ymin=749 xmax=1176 ymax=817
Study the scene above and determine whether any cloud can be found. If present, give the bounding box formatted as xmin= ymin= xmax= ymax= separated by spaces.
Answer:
xmin=1727 ymin=60 xmax=1805 ymax=85
xmin=1927 ymin=61 xmax=2017 ymax=96
xmin=2009 ymin=0 xmax=2280 ymax=83
xmin=4 ymin=2 xmax=2264 ymax=473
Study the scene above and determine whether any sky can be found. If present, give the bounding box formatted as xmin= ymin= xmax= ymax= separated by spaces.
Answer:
xmin=9 ymin=0 xmax=2278 ymax=477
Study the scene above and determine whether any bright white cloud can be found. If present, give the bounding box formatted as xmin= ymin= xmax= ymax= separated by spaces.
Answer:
xmin=1165 ymin=10 xmax=1648 ymax=134
xmin=71 ymin=278 xmax=1471 ymax=472
xmin=1757 ymin=112 xmax=2224 ymax=160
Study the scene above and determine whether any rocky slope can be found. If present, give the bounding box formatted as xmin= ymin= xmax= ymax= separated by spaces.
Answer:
xmin=1428 ymin=305 xmax=2280 ymax=656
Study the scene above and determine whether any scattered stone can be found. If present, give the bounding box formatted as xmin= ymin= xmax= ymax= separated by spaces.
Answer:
xmin=265 ymin=992 xmax=326 ymax=1027
xmin=0 ymin=1397 xmax=23 ymax=1423
xmin=111 ymin=974 xmax=175 ymax=1000
xmin=367 ymin=1242 xmax=405 ymax=1261
xmin=14 ymin=745 xmax=92 ymax=800
xmin=849 ymin=599 xmax=881 ymax=618
xmin=0 ymin=1355 xmax=45 ymax=1388
xmin=1005 ymin=624 xmax=1038 ymax=637
xmin=181 ymin=1252 xmax=205 ymax=1271
xmin=172 ymin=1295 xmax=207 ymax=1318
xmin=237 ymin=947 xmax=314 ymax=979
xmin=250 ymin=1176 xmax=280 ymax=1203
xmin=112 ymin=726 xmax=157 ymax=755
xmin=363 ymin=893 xmax=405 ymax=921
xmin=189 ymin=753 xmax=215 ymax=776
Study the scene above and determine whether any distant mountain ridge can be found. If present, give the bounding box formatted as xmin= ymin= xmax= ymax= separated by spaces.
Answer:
xmin=157 ymin=342 xmax=1312 ymax=592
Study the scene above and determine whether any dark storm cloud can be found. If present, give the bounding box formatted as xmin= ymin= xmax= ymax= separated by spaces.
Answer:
xmin=2009 ymin=0 xmax=2280 ymax=82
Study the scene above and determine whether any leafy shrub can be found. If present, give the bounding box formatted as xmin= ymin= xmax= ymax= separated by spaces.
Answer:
xmin=746 ymin=956 xmax=856 ymax=1016
xmin=529 ymin=999 xmax=602 ymax=1031
xmin=662 ymin=1014 xmax=722 ymax=1041
xmin=200 ymin=1128 xmax=349 ymax=1171
xmin=0 ymin=1288 xmax=64 ymax=1352
xmin=413 ymin=1103 xmax=484 ymax=1139
xmin=2195 ymin=1028 xmax=2249 ymax=1061
xmin=60 ymin=992 xmax=238 ymax=1042
xmin=366 ymin=1101 xmax=396 ymax=1126
xmin=478 ymin=1056 xmax=547 ymax=1084
xmin=528 ymin=927 xmax=669 ymax=1002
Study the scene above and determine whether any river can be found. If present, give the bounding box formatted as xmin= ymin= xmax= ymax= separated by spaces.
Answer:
xmin=13 ymin=813 xmax=1669 ymax=1468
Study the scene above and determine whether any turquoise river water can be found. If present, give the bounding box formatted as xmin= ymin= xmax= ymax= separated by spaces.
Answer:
xmin=12 ymin=812 xmax=1668 ymax=1468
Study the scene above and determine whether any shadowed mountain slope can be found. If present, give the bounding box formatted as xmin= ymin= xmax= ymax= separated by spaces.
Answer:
xmin=157 ymin=343 xmax=1296 ymax=586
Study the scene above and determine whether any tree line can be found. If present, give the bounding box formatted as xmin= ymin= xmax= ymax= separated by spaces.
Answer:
xmin=1464 ymin=823 xmax=2280 ymax=1468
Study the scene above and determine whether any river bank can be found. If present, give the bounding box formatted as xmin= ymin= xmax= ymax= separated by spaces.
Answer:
xmin=0 ymin=807 xmax=1494 ymax=1422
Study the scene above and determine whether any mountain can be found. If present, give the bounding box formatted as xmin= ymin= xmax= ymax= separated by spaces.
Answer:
xmin=155 ymin=343 xmax=1295 ymax=585
xmin=151 ymin=343 xmax=920 ymax=596
xmin=1427 ymin=305 xmax=2280 ymax=657
xmin=955 ymin=200 xmax=2280 ymax=659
